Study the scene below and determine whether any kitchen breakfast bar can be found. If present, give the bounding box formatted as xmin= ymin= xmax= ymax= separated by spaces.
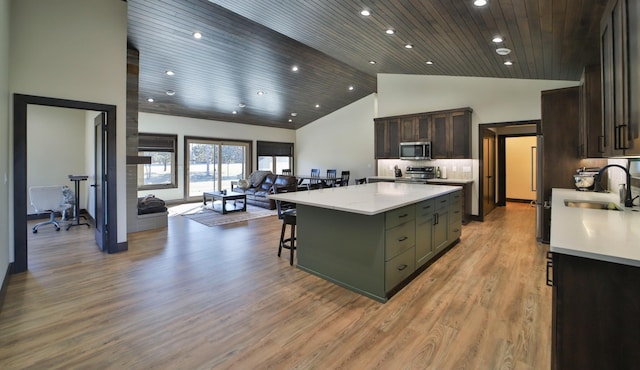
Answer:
xmin=270 ymin=182 xmax=463 ymax=302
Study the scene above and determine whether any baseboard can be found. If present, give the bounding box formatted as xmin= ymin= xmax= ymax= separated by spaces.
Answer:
xmin=0 ymin=262 xmax=13 ymax=311
xmin=470 ymin=214 xmax=483 ymax=222
xmin=112 ymin=241 xmax=128 ymax=254
xmin=506 ymin=198 xmax=535 ymax=204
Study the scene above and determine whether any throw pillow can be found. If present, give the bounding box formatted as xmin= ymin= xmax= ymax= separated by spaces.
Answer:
xmin=238 ymin=179 xmax=251 ymax=190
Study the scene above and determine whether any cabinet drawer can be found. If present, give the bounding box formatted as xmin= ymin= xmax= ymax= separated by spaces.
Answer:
xmin=434 ymin=194 xmax=449 ymax=210
xmin=448 ymin=218 xmax=462 ymax=241
xmin=449 ymin=190 xmax=463 ymax=207
xmin=415 ymin=199 xmax=435 ymax=222
xmin=385 ymin=221 xmax=415 ymax=261
xmin=386 ymin=205 xmax=415 ymax=229
xmin=385 ymin=246 xmax=415 ymax=292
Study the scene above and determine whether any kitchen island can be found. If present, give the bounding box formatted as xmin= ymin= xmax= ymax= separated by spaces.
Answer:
xmin=549 ymin=188 xmax=640 ymax=370
xmin=269 ymin=182 xmax=462 ymax=302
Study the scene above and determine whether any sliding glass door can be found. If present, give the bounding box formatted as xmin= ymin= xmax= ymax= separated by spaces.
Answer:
xmin=185 ymin=138 xmax=250 ymax=201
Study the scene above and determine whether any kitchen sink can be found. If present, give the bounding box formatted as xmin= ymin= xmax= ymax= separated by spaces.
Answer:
xmin=564 ymin=199 xmax=622 ymax=211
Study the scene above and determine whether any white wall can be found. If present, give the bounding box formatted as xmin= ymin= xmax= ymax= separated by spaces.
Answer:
xmin=377 ymin=74 xmax=579 ymax=214
xmin=9 ymin=0 xmax=127 ymax=243
xmin=138 ymin=112 xmax=296 ymax=201
xmin=0 ymin=0 xmax=10 ymax=282
xmin=296 ymin=94 xmax=377 ymax=182
xmin=26 ymin=105 xmax=87 ymax=214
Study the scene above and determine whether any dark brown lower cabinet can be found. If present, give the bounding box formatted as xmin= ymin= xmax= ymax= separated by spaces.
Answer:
xmin=551 ymin=253 xmax=640 ymax=370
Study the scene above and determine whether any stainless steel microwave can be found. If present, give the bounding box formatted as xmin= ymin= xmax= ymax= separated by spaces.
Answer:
xmin=400 ymin=141 xmax=432 ymax=160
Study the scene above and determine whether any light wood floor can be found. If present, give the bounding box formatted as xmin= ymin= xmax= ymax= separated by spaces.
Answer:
xmin=0 ymin=202 xmax=550 ymax=369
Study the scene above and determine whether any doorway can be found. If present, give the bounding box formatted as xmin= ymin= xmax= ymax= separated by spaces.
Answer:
xmin=478 ymin=120 xmax=538 ymax=220
xmin=13 ymin=94 xmax=120 ymax=273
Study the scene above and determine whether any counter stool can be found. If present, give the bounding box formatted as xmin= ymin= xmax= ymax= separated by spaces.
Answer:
xmin=274 ymin=184 xmax=297 ymax=265
xmin=278 ymin=208 xmax=297 ymax=265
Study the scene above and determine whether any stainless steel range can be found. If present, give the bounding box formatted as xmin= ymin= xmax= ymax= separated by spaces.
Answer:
xmin=397 ymin=166 xmax=436 ymax=183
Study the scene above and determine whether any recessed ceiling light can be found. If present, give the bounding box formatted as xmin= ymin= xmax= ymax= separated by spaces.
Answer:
xmin=165 ymin=90 xmax=175 ymax=96
xmin=385 ymin=29 xmax=395 ymax=35
xmin=496 ymin=47 xmax=512 ymax=55
xmin=369 ymin=60 xmax=377 ymax=64
xmin=232 ymin=110 xmax=237 ymax=114
xmin=165 ymin=70 xmax=175 ymax=76
xmin=291 ymin=65 xmax=299 ymax=72
xmin=147 ymin=98 xmax=154 ymax=103
xmin=473 ymin=0 xmax=488 ymax=6
xmin=257 ymin=90 xmax=265 ymax=95
xmin=504 ymin=60 xmax=513 ymax=66
xmin=288 ymin=119 xmax=293 ymax=123
xmin=348 ymin=86 xmax=354 ymax=91
xmin=315 ymin=104 xmax=320 ymax=108
xmin=360 ymin=9 xmax=371 ymax=16
xmin=492 ymin=36 xmax=503 ymax=43
xmin=192 ymin=31 xmax=202 ymax=39
xmin=404 ymin=43 xmax=414 ymax=49
xmin=291 ymin=112 xmax=297 ymax=116
xmin=238 ymin=103 xmax=246 ymax=108
xmin=425 ymin=60 xmax=434 ymax=65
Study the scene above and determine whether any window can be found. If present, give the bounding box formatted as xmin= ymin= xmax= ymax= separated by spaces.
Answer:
xmin=185 ymin=137 xmax=251 ymax=201
xmin=257 ymin=141 xmax=294 ymax=174
xmin=137 ymin=133 xmax=177 ymax=190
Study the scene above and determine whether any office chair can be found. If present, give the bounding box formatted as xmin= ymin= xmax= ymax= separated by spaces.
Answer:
xmin=29 ymin=185 xmax=72 ymax=233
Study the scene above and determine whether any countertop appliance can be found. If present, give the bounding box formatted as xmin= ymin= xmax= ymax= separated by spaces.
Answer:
xmin=400 ymin=141 xmax=432 ymax=160
xmin=573 ymin=168 xmax=599 ymax=191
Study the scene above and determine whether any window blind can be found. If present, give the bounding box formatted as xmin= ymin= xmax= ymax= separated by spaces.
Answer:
xmin=257 ymin=141 xmax=293 ymax=156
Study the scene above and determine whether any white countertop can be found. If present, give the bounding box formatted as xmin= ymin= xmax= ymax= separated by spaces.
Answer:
xmin=368 ymin=176 xmax=474 ymax=184
xmin=550 ymin=188 xmax=640 ymax=267
xmin=269 ymin=182 xmax=461 ymax=215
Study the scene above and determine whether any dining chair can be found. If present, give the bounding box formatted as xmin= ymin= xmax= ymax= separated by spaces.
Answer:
xmin=309 ymin=168 xmax=321 ymax=186
xmin=325 ymin=169 xmax=337 ymax=187
xmin=336 ymin=170 xmax=350 ymax=186
xmin=274 ymin=184 xmax=297 ymax=265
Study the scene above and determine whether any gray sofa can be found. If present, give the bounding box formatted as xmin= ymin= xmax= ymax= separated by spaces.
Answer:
xmin=231 ymin=171 xmax=298 ymax=210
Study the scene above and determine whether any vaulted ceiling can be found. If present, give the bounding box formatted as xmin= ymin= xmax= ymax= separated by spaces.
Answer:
xmin=127 ymin=0 xmax=608 ymax=129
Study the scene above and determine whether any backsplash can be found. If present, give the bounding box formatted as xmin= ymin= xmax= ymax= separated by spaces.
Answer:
xmin=377 ymin=159 xmax=474 ymax=179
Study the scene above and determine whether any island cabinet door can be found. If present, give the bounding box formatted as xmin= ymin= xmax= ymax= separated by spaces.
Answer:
xmin=415 ymin=199 xmax=435 ymax=267
xmin=448 ymin=190 xmax=463 ymax=241
xmin=433 ymin=194 xmax=450 ymax=252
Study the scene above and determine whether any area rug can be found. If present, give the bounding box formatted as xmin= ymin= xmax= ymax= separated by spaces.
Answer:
xmin=169 ymin=202 xmax=278 ymax=227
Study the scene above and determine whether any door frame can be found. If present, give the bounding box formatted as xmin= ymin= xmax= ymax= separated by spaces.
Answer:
xmin=478 ymin=120 xmax=538 ymax=220
xmin=13 ymin=94 xmax=119 ymax=273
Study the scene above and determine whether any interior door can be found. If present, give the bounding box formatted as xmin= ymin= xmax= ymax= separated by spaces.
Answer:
xmin=483 ymin=129 xmax=497 ymax=216
xmin=94 ymin=113 xmax=107 ymax=251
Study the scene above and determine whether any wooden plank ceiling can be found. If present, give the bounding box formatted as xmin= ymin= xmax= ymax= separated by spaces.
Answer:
xmin=127 ymin=0 xmax=608 ymax=129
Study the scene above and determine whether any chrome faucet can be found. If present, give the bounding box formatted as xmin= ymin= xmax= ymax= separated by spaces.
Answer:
xmin=595 ymin=164 xmax=634 ymax=207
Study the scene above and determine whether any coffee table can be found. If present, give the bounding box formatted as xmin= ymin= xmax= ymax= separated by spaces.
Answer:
xmin=202 ymin=191 xmax=247 ymax=214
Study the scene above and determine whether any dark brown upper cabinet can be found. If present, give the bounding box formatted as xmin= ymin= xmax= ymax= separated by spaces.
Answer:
xmin=579 ymin=65 xmax=605 ymax=158
xmin=374 ymin=118 xmax=400 ymax=159
xmin=375 ymin=108 xmax=472 ymax=160
xmin=400 ymin=115 xmax=430 ymax=143
xmin=430 ymin=108 xmax=472 ymax=159
xmin=600 ymin=0 xmax=640 ymax=156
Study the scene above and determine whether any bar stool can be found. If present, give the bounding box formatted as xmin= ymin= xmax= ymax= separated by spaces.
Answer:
xmin=274 ymin=184 xmax=297 ymax=265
